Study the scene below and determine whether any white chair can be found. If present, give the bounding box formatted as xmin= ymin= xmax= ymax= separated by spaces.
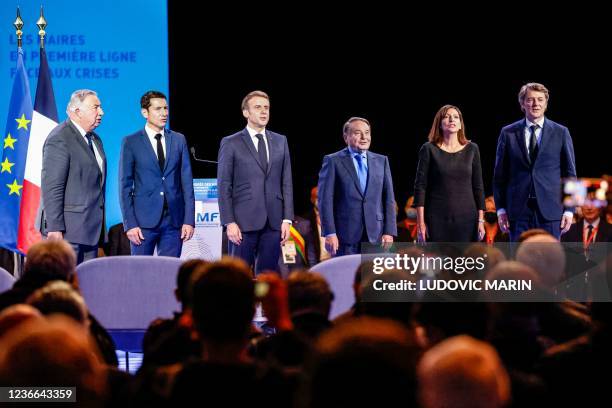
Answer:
xmin=0 ymin=266 xmax=16 ymax=293
xmin=310 ymin=254 xmax=362 ymax=319
xmin=76 ymin=256 xmax=182 ymax=359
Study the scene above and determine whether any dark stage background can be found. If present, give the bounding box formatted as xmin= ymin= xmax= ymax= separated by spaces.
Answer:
xmin=167 ymin=6 xmax=609 ymax=217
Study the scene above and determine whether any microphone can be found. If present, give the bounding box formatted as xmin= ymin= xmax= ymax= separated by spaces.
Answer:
xmin=190 ymin=147 xmax=218 ymax=164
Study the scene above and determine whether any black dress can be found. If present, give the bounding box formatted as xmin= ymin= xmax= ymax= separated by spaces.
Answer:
xmin=413 ymin=142 xmax=485 ymax=242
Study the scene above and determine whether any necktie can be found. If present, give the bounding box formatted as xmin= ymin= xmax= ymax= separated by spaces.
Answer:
xmin=255 ymin=134 xmax=268 ymax=169
xmin=355 ymin=153 xmax=367 ymax=193
xmin=155 ymin=133 xmax=165 ymax=171
xmin=586 ymin=224 xmax=594 ymax=247
xmin=529 ymin=124 xmax=539 ymax=163
xmin=85 ymin=132 xmax=95 ymax=155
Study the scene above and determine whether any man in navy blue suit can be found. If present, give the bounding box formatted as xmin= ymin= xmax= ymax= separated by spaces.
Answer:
xmin=494 ymin=83 xmax=577 ymax=241
xmin=217 ymin=91 xmax=294 ymax=274
xmin=119 ymin=91 xmax=195 ymax=257
xmin=317 ymin=117 xmax=397 ymax=256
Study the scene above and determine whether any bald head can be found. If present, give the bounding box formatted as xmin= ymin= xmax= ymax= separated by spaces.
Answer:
xmin=516 ymin=234 xmax=565 ymax=287
xmin=418 ymin=335 xmax=510 ymax=408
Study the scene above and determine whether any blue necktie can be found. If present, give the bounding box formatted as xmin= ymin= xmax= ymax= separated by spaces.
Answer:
xmin=355 ymin=153 xmax=367 ymax=193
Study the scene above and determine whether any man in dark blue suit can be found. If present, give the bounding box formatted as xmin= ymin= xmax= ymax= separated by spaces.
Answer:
xmin=119 ymin=91 xmax=195 ymax=257
xmin=217 ymin=91 xmax=294 ymax=274
xmin=494 ymin=83 xmax=577 ymax=241
xmin=317 ymin=117 xmax=396 ymax=256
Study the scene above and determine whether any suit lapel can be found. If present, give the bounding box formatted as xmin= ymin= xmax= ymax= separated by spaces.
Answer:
xmin=537 ymin=118 xmax=550 ymax=162
xmin=516 ymin=119 xmax=531 ymax=165
xmin=139 ymin=129 xmax=162 ymax=172
xmin=240 ymin=129 xmax=266 ymax=173
xmin=365 ymin=151 xmax=377 ymax=197
xmin=163 ymin=129 xmax=172 ymax=174
xmin=264 ymin=131 xmax=272 ymax=175
xmin=91 ymin=132 xmax=106 ymax=184
xmin=67 ymin=120 xmax=103 ymax=178
xmin=341 ymin=148 xmax=364 ymax=197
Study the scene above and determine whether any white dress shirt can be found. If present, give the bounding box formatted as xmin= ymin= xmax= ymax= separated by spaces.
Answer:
xmin=71 ymin=119 xmax=103 ymax=173
xmin=524 ymin=117 xmax=544 ymax=154
xmin=246 ymin=125 xmax=270 ymax=162
xmin=145 ymin=125 xmax=166 ymax=160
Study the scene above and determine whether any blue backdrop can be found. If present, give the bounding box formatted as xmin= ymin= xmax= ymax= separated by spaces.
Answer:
xmin=1 ymin=1 xmax=169 ymax=229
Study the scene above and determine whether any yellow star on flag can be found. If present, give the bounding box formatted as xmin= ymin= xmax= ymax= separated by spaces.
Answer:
xmin=1 ymin=157 xmax=15 ymax=173
xmin=6 ymin=179 xmax=23 ymax=196
xmin=3 ymin=133 xmax=17 ymax=149
xmin=15 ymin=113 xmax=31 ymax=130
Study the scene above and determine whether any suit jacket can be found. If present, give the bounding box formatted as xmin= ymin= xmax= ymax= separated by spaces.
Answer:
xmin=41 ymin=120 xmax=106 ymax=246
xmin=217 ymin=129 xmax=294 ymax=232
xmin=493 ymin=118 xmax=577 ymax=221
xmin=561 ymin=218 xmax=612 ymax=243
xmin=119 ymin=128 xmax=195 ymax=230
xmin=317 ymin=148 xmax=397 ymax=245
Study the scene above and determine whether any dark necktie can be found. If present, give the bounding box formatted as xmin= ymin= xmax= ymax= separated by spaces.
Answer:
xmin=529 ymin=124 xmax=539 ymax=163
xmin=586 ymin=224 xmax=594 ymax=246
xmin=255 ymin=133 xmax=268 ymax=169
xmin=155 ymin=133 xmax=165 ymax=171
xmin=85 ymin=132 xmax=95 ymax=155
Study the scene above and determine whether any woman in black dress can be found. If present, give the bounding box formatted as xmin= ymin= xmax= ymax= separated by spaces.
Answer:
xmin=414 ymin=105 xmax=485 ymax=242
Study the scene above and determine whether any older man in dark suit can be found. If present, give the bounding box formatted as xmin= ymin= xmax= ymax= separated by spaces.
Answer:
xmin=41 ymin=89 xmax=106 ymax=264
xmin=317 ymin=117 xmax=396 ymax=256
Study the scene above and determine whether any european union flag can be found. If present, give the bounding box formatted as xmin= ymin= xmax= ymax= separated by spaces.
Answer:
xmin=0 ymin=48 xmax=34 ymax=253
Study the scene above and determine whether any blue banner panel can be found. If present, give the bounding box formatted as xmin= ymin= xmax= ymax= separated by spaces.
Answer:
xmin=1 ymin=1 xmax=169 ymax=229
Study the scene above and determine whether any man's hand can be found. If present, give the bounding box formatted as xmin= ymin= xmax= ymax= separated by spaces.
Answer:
xmin=498 ymin=213 xmax=510 ymax=234
xmin=560 ymin=213 xmax=573 ymax=235
xmin=381 ymin=234 xmax=393 ymax=250
xmin=280 ymin=221 xmax=291 ymax=244
xmin=226 ymin=222 xmax=242 ymax=245
xmin=417 ymin=223 xmax=427 ymax=243
xmin=47 ymin=231 xmax=63 ymax=240
xmin=126 ymin=227 xmax=144 ymax=245
xmin=325 ymin=235 xmax=339 ymax=256
xmin=478 ymin=222 xmax=486 ymax=241
xmin=181 ymin=224 xmax=195 ymax=242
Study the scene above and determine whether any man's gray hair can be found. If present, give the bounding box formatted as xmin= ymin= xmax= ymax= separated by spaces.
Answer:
xmin=66 ymin=89 xmax=97 ymax=114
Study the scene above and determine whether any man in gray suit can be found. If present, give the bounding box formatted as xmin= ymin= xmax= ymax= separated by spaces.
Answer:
xmin=217 ymin=90 xmax=294 ymax=274
xmin=41 ymin=89 xmax=106 ymax=264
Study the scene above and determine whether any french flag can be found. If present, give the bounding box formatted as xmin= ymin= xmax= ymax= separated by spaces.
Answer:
xmin=18 ymin=47 xmax=58 ymax=253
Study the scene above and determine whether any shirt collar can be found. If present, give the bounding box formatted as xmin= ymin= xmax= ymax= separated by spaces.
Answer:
xmin=347 ymin=146 xmax=367 ymax=158
xmin=584 ymin=218 xmax=601 ymax=229
xmin=526 ymin=117 xmax=545 ymax=129
xmin=145 ymin=125 xmax=164 ymax=139
xmin=70 ymin=119 xmax=87 ymax=137
xmin=246 ymin=125 xmax=266 ymax=138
